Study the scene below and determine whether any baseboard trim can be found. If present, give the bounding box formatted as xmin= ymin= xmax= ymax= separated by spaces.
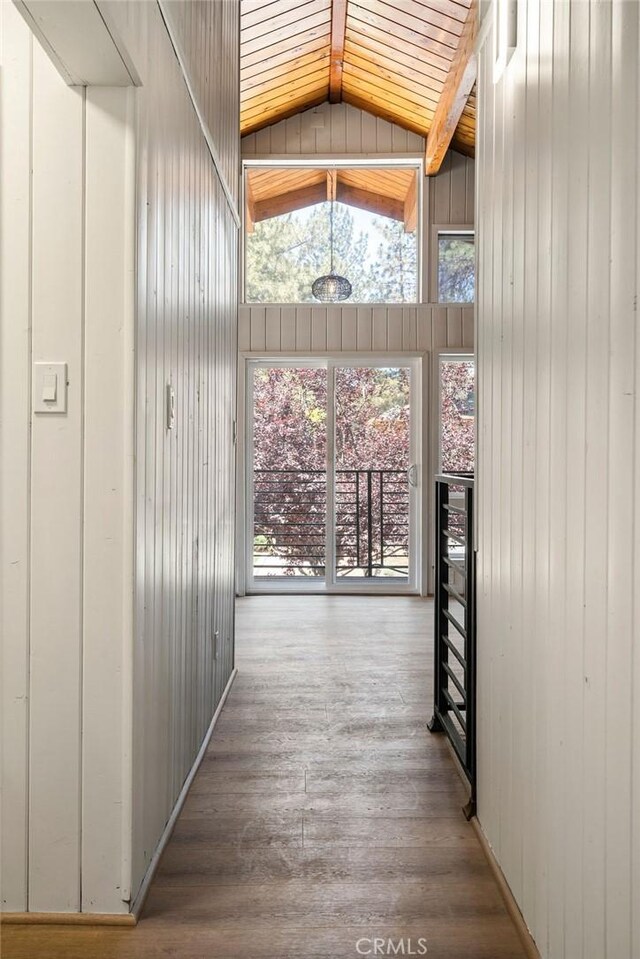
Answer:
xmin=0 ymin=912 xmax=136 ymax=926
xmin=471 ymin=817 xmax=541 ymax=959
xmin=129 ymin=666 xmax=238 ymax=920
xmin=1 ymin=667 xmax=238 ymax=929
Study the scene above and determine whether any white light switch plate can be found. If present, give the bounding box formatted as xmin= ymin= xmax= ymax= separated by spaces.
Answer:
xmin=33 ymin=362 xmax=67 ymax=414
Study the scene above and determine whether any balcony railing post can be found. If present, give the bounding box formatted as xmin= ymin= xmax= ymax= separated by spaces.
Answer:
xmin=366 ymin=469 xmax=373 ymax=577
xmin=428 ymin=478 xmax=447 ymax=734
xmin=379 ymin=470 xmax=384 ymax=569
xmin=355 ymin=470 xmax=361 ymax=568
xmin=429 ymin=472 xmax=476 ymax=819
xmin=464 ymin=483 xmax=476 ymax=817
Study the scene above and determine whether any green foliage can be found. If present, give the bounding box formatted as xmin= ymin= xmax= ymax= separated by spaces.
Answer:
xmin=437 ymin=235 xmax=475 ymax=303
xmin=245 ymin=203 xmax=370 ymax=303
xmin=367 ymin=220 xmax=417 ymax=302
xmin=245 ymin=203 xmax=417 ymax=304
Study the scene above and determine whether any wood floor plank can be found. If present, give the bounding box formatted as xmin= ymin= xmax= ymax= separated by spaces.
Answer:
xmin=2 ymin=596 xmax=526 ymax=959
xmin=0 ymin=918 xmax=530 ymax=959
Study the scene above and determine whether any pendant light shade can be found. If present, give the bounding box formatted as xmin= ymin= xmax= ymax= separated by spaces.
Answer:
xmin=312 ymin=271 xmax=352 ymax=302
xmin=312 ymin=171 xmax=352 ymax=302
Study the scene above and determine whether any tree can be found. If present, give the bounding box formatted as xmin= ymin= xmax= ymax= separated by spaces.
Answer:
xmin=366 ymin=220 xmax=417 ymax=302
xmin=245 ymin=202 xmax=418 ymax=304
xmin=437 ymin=235 xmax=475 ymax=303
xmin=252 ymin=366 xmax=411 ymax=577
xmin=245 ymin=203 xmax=370 ymax=303
xmin=440 ymin=359 xmax=475 ymax=472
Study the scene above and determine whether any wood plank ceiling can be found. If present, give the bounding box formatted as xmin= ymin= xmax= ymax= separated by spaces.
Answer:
xmin=241 ymin=0 xmax=476 ymax=166
xmin=246 ymin=166 xmax=418 ymax=231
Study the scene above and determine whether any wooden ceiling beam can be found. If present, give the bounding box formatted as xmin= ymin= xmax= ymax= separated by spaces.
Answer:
xmin=253 ymin=182 xmax=327 ymax=221
xmin=249 ymin=174 xmax=410 ymax=224
xmin=327 ymin=170 xmax=337 ymax=201
xmin=329 ymin=0 xmax=347 ymax=102
xmin=245 ymin=176 xmax=256 ymax=234
xmin=335 ymin=182 xmax=404 ymax=221
xmin=403 ymin=174 xmax=418 ymax=233
xmin=424 ymin=0 xmax=477 ymax=175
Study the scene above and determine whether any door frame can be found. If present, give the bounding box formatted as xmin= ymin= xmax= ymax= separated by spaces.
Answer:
xmin=238 ymin=353 xmax=424 ymax=595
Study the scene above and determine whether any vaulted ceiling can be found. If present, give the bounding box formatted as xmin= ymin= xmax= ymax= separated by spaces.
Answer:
xmin=240 ymin=0 xmax=477 ymax=169
xmin=246 ymin=167 xmax=418 ymax=232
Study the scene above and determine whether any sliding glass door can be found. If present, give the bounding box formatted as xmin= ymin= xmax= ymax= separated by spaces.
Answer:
xmin=247 ymin=358 xmax=420 ymax=592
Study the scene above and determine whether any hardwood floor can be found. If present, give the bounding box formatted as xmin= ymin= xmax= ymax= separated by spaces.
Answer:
xmin=2 ymin=596 xmax=527 ymax=959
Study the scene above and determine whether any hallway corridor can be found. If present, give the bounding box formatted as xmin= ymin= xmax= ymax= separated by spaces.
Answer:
xmin=3 ymin=597 xmax=526 ymax=958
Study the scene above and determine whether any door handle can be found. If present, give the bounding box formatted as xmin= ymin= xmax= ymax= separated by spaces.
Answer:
xmin=408 ymin=464 xmax=419 ymax=487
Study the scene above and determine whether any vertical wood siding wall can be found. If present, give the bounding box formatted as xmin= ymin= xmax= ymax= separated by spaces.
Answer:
xmin=476 ymin=3 xmax=640 ymax=957
xmin=162 ymin=0 xmax=240 ymax=206
xmin=101 ymin=0 xmax=240 ymax=905
xmin=0 ymin=4 xmax=135 ymax=914
xmin=1 ymin=0 xmax=239 ymax=914
xmin=239 ymin=304 xmax=474 ymax=354
xmin=241 ymin=100 xmax=426 ymax=156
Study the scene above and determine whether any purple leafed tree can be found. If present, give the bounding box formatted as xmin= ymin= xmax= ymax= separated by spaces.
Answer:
xmin=440 ymin=360 xmax=475 ymax=472
xmin=252 ymin=367 xmax=411 ymax=576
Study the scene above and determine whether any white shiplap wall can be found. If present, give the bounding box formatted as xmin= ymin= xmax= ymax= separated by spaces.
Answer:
xmin=100 ymin=0 xmax=240 ymax=906
xmin=162 ymin=0 xmax=240 ymax=206
xmin=476 ymin=3 xmax=640 ymax=958
xmin=241 ymin=100 xmax=426 ymax=156
xmin=239 ymin=304 xmax=474 ymax=354
xmin=1 ymin=3 xmax=136 ymax=914
xmin=1 ymin=0 xmax=239 ymax=915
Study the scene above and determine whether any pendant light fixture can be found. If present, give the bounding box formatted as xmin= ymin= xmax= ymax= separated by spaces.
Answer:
xmin=311 ymin=170 xmax=352 ymax=302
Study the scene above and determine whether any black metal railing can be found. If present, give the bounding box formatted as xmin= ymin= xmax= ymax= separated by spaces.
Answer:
xmin=253 ymin=468 xmax=409 ymax=578
xmin=428 ymin=472 xmax=476 ymax=818
xmin=253 ymin=469 xmax=327 ymax=574
xmin=335 ymin=469 xmax=408 ymax=577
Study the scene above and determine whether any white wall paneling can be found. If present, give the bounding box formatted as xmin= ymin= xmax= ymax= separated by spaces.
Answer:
xmin=99 ymin=0 xmax=240 ymax=905
xmin=241 ymin=101 xmax=426 ymax=157
xmin=1 ymin=4 xmax=136 ymax=913
xmin=27 ymin=31 xmax=85 ymax=914
xmin=81 ymin=85 xmax=136 ymax=913
xmin=239 ymin=304 xmax=474 ymax=355
xmin=476 ymin=2 xmax=640 ymax=957
xmin=1 ymin=2 xmax=34 ymax=911
xmin=1 ymin=0 xmax=240 ymax=916
xmin=160 ymin=0 xmax=240 ymax=208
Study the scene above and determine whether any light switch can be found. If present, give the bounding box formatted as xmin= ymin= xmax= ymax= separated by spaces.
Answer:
xmin=42 ymin=374 xmax=57 ymax=402
xmin=33 ymin=362 xmax=67 ymax=414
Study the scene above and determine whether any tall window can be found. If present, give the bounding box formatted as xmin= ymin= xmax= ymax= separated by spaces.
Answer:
xmin=437 ymin=232 xmax=475 ymax=303
xmin=244 ymin=165 xmax=419 ymax=305
xmin=439 ymin=356 xmax=475 ymax=473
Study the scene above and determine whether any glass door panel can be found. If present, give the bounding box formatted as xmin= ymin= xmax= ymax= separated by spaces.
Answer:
xmin=333 ymin=366 xmax=412 ymax=583
xmin=251 ymin=366 xmax=327 ymax=583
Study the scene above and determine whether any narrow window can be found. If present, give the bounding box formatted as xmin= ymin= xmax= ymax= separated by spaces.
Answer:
xmin=437 ymin=232 xmax=475 ymax=304
xmin=439 ymin=356 xmax=475 ymax=473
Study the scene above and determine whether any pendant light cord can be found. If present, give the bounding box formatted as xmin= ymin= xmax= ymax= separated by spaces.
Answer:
xmin=329 ymin=173 xmax=335 ymax=274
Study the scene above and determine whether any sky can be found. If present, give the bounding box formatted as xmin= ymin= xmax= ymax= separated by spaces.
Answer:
xmin=285 ymin=201 xmax=413 ymax=272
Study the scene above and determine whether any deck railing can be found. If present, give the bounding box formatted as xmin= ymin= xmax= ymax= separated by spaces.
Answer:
xmin=253 ymin=468 xmax=409 ymax=577
xmin=429 ymin=472 xmax=476 ymax=818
